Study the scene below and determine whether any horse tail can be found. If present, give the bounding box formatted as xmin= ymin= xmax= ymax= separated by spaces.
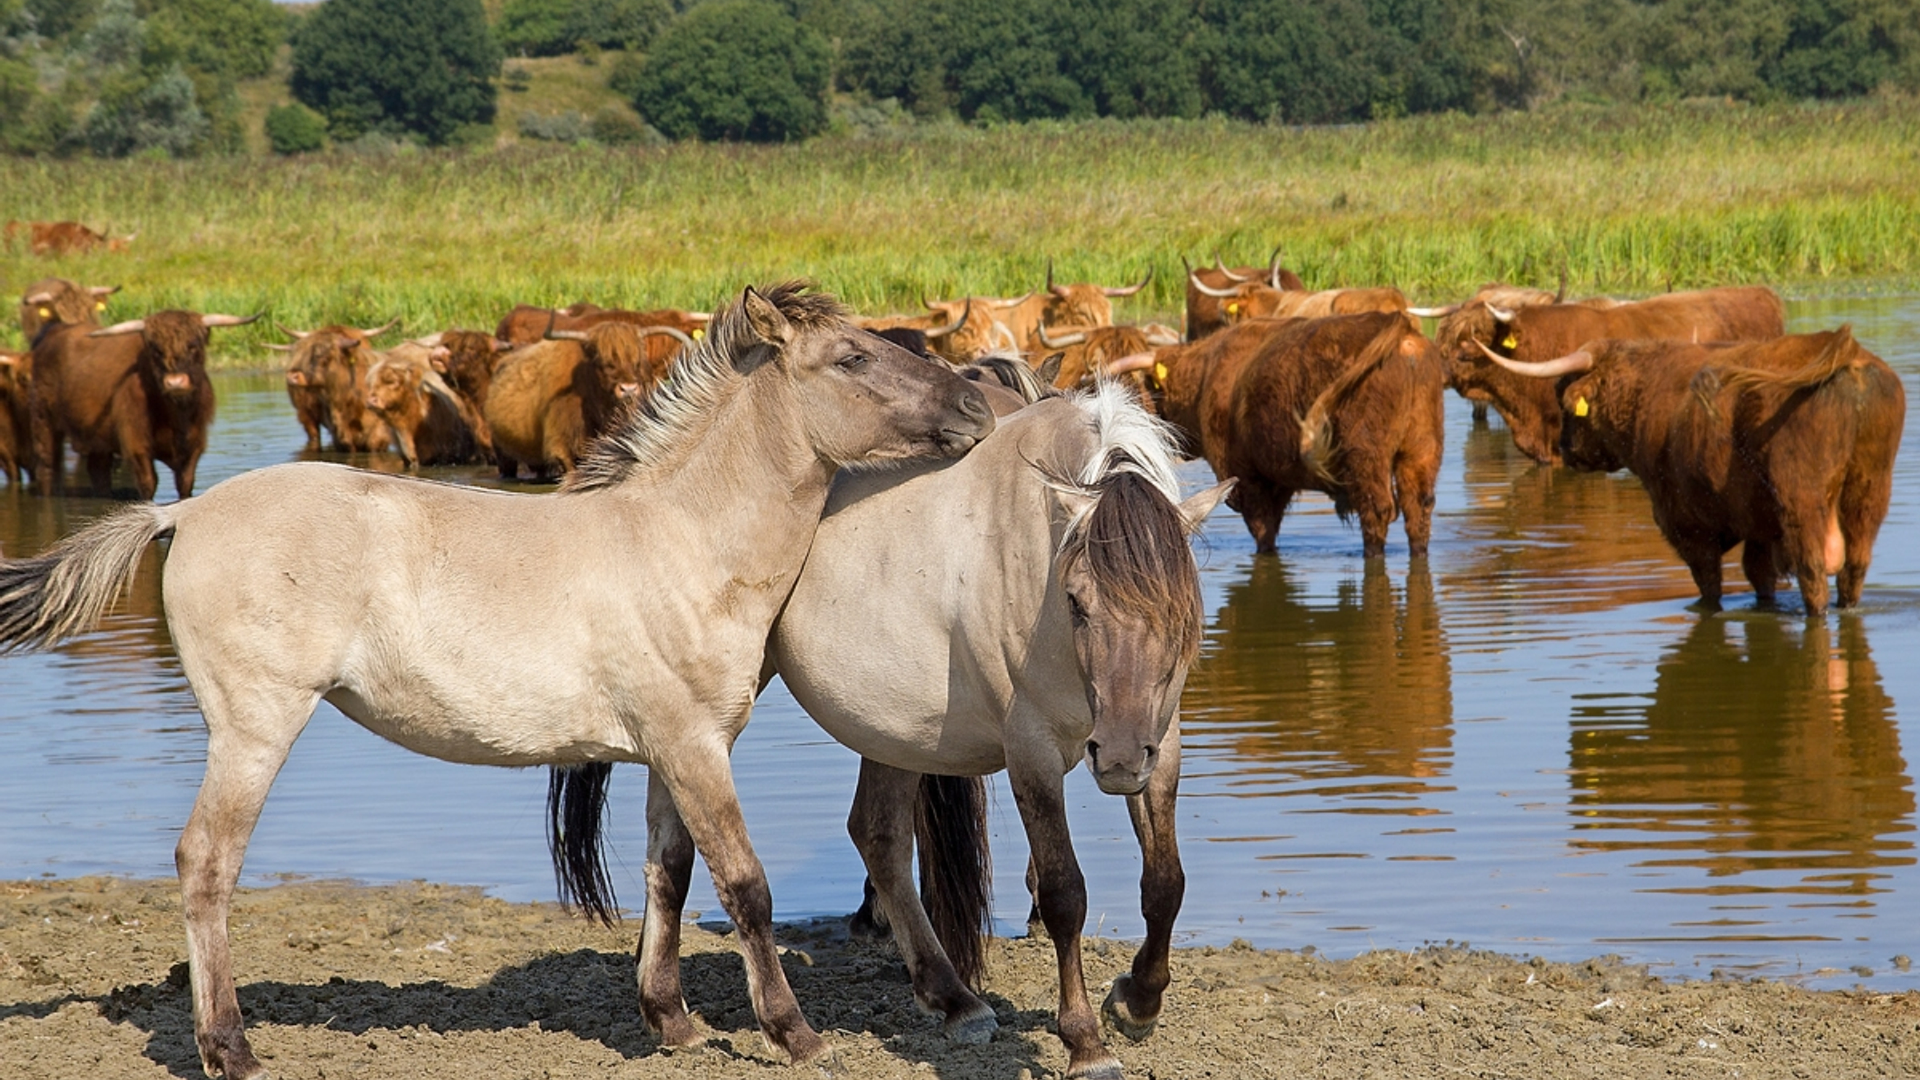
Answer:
xmin=547 ymin=763 xmax=619 ymax=926
xmin=1300 ymin=314 xmax=1416 ymax=485
xmin=0 ymin=504 xmax=177 ymax=653
xmin=915 ymin=773 xmax=992 ymax=989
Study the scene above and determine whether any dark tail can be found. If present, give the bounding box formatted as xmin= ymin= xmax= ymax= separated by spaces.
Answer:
xmin=915 ymin=773 xmax=992 ymax=989
xmin=0 ymin=504 xmax=175 ymax=653
xmin=547 ymin=763 xmax=619 ymax=926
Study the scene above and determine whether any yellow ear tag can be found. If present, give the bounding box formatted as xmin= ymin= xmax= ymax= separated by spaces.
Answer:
xmin=1501 ymin=333 xmax=1518 ymax=349
xmin=38 ymin=307 xmax=51 ymax=318
xmin=96 ymin=301 xmax=107 ymax=311
xmin=1574 ymin=396 xmax=1590 ymax=418
xmin=690 ymin=328 xmax=704 ymax=340
xmin=1153 ymin=362 xmax=1169 ymax=385
xmin=1226 ymin=303 xmax=1240 ymax=315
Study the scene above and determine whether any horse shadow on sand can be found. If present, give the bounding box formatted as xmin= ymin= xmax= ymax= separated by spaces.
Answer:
xmin=11 ymin=924 xmax=1057 ymax=1080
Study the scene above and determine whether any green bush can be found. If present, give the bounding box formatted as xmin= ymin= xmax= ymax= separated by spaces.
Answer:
xmin=290 ymin=0 xmax=500 ymax=145
xmin=264 ymin=102 xmax=327 ymax=153
xmin=80 ymin=64 xmax=211 ymax=157
xmin=496 ymin=0 xmax=669 ymax=57
xmin=630 ymin=0 xmax=829 ymax=142
xmin=589 ymin=104 xmax=658 ymax=144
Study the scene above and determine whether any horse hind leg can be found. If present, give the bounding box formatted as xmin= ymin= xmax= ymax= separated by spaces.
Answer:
xmin=1105 ymin=714 xmax=1186 ymax=1044
xmin=847 ymin=760 xmax=996 ymax=1042
xmin=636 ymin=772 xmax=703 ymax=1049
xmin=175 ymin=682 xmax=318 ymax=1080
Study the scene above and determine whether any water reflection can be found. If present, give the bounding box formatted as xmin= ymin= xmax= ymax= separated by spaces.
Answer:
xmin=1184 ymin=559 xmax=1453 ymax=801
xmin=1568 ymin=615 xmax=1915 ymax=895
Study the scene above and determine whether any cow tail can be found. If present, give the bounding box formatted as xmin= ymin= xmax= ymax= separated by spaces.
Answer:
xmin=1299 ymin=317 xmax=1412 ymax=484
xmin=547 ymin=763 xmax=620 ymax=926
xmin=0 ymin=504 xmax=177 ymax=653
xmin=916 ymin=773 xmax=992 ymax=990
xmin=1715 ymin=325 xmax=1862 ymax=397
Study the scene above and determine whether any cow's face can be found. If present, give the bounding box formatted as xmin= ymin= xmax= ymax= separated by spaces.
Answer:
xmin=139 ymin=311 xmax=211 ymax=401
xmin=1556 ymin=364 xmax=1623 ymax=472
xmin=585 ymin=325 xmax=649 ymax=408
xmin=365 ymin=361 xmax=418 ymax=414
xmin=1435 ymin=303 xmax=1515 ymax=396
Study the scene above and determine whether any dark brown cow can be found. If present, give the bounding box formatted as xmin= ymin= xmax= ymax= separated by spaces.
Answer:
xmin=364 ymin=346 xmax=480 ymax=469
xmin=19 ymin=278 xmax=118 ymax=344
xmin=1436 ymin=286 xmax=1786 ymax=463
xmin=1183 ymin=252 xmax=1307 ymax=340
xmin=0 ymin=349 xmax=29 ymax=485
xmin=484 ymin=322 xmax=675 ymax=478
xmin=10 ymin=221 xmax=136 ymax=256
xmin=29 ymin=310 xmax=255 ymax=499
xmin=275 ymin=321 xmax=400 ymax=452
xmin=1118 ymin=312 xmax=1444 ymax=558
xmin=413 ymin=329 xmax=513 ymax=456
xmin=1490 ymin=328 xmax=1903 ymax=616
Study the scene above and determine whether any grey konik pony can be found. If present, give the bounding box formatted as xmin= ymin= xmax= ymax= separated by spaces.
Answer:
xmin=550 ymin=382 xmax=1227 ymax=1078
xmin=0 ymin=283 xmax=994 ymax=1079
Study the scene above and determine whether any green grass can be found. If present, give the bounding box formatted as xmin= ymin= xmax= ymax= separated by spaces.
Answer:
xmin=4 ymin=97 xmax=1916 ymax=366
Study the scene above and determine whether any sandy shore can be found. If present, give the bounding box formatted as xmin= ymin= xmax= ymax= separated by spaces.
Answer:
xmin=2 ymin=876 xmax=1914 ymax=1078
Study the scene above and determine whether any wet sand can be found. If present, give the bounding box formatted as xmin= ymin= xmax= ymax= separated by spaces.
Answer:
xmin=3 ymin=876 xmax=1914 ymax=1078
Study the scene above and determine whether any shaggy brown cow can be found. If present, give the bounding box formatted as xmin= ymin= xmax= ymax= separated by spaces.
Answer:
xmin=364 ymin=346 xmax=480 ymax=469
xmin=1489 ymin=328 xmax=1904 ymax=616
xmin=9 ymin=221 xmax=136 ymax=256
xmin=0 ymin=349 xmax=29 ymax=485
xmin=274 ymin=321 xmax=400 ymax=452
xmin=412 ymin=329 xmax=513 ymax=456
xmin=484 ymin=322 xmax=667 ymax=478
xmin=29 ymin=310 xmax=255 ymax=499
xmin=1027 ymin=261 xmax=1152 ymax=341
xmin=1031 ymin=322 xmax=1179 ymax=407
xmin=1195 ymin=283 xmax=1412 ymax=327
xmin=1118 ymin=312 xmax=1444 ymax=558
xmin=905 ymin=298 xmax=1024 ymax=363
xmin=1183 ymin=252 xmax=1307 ymax=340
xmin=1436 ymin=285 xmax=1785 ymax=463
xmin=494 ymin=301 xmax=602 ymax=344
xmin=19 ymin=278 xmax=118 ymax=344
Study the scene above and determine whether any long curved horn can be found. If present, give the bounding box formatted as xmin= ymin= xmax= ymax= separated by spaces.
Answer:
xmin=1556 ymin=264 xmax=1568 ymax=303
xmin=1144 ymin=323 xmax=1182 ymax=346
xmin=263 ymin=343 xmax=294 ymax=352
xmin=638 ymin=325 xmax=697 ymax=347
xmin=1104 ymin=351 xmax=1157 ymax=376
xmin=992 ymin=291 xmax=1034 ymax=308
xmin=201 ymin=313 xmax=262 ymax=328
xmin=275 ymin=321 xmax=310 ymax=340
xmin=1214 ymin=254 xmax=1251 ymax=283
xmin=1047 ymin=258 xmax=1069 ymax=299
xmin=685 ymin=311 xmax=712 ymax=321
xmin=1487 ymin=304 xmax=1517 ymax=323
xmin=1188 ymin=272 xmax=1241 ymax=298
xmin=924 ymin=299 xmax=971 ymax=338
xmin=1407 ymin=305 xmax=1460 ymax=318
xmin=547 ymin=328 xmax=590 ymax=342
xmin=1037 ymin=323 xmax=1090 ymax=348
xmin=1103 ymin=267 xmax=1152 ymax=297
xmin=1267 ymin=247 xmax=1285 ymax=289
xmin=23 ymin=290 xmax=53 ymax=305
xmin=922 ymin=293 xmax=943 ymax=311
xmin=360 ymin=317 xmax=402 ymax=339
xmin=89 ymin=319 xmax=147 ymax=337
xmin=89 ymin=285 xmax=121 ymax=298
xmin=1478 ymin=341 xmax=1593 ymax=378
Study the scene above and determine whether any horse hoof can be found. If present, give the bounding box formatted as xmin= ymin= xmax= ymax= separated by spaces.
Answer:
xmin=1066 ymin=1056 xmax=1125 ymax=1080
xmin=944 ymin=1004 xmax=998 ymax=1044
xmin=1101 ymin=975 xmax=1161 ymax=1042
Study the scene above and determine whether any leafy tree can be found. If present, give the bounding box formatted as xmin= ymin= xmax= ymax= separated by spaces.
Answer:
xmin=630 ymin=0 xmax=829 ymax=141
xmin=23 ymin=0 xmax=95 ymax=39
xmin=264 ymin=101 xmax=326 ymax=153
xmin=140 ymin=0 xmax=284 ymax=81
xmin=1196 ymin=0 xmax=1381 ymax=123
xmin=496 ymin=0 xmax=569 ymax=55
xmin=497 ymin=0 xmax=669 ymax=56
xmin=291 ymin=0 xmax=501 ymax=144
xmin=80 ymin=62 xmax=208 ymax=155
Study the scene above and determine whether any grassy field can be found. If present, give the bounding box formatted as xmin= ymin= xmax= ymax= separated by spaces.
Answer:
xmin=3 ymin=97 xmax=1916 ymax=366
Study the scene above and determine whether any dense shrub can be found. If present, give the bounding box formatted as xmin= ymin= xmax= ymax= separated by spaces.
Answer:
xmin=80 ymin=63 xmax=209 ymax=157
xmin=630 ymin=0 xmax=829 ymax=141
xmin=290 ymin=0 xmax=500 ymax=144
xmin=496 ymin=0 xmax=670 ymax=57
xmin=264 ymin=101 xmax=326 ymax=153
xmin=517 ymin=108 xmax=590 ymax=140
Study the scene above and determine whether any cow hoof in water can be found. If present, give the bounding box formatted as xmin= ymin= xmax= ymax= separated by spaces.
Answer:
xmin=1101 ymin=975 xmax=1160 ymax=1042
xmin=943 ymin=1003 xmax=998 ymax=1044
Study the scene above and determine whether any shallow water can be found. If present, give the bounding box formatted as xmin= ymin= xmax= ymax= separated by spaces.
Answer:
xmin=2 ymin=297 xmax=1916 ymax=990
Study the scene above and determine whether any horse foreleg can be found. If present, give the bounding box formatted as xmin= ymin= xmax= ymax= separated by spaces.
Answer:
xmin=176 ymin=686 xmax=315 ymax=1080
xmin=847 ymin=759 xmax=996 ymax=1042
xmin=653 ymin=745 xmax=828 ymax=1065
xmin=1009 ymin=754 xmax=1122 ymax=1080
xmin=1105 ymin=714 xmax=1184 ymax=1042
xmin=636 ymin=772 xmax=701 ymax=1049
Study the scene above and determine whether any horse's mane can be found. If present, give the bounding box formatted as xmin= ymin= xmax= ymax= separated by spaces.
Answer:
xmin=1056 ymin=381 xmax=1203 ymax=663
xmin=566 ymin=281 xmax=846 ymax=493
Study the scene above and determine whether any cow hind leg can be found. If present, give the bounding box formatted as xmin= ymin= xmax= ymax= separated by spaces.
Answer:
xmin=1393 ymin=450 xmax=1439 ymax=561
xmin=1740 ymin=541 xmax=1779 ymax=607
xmin=85 ymin=452 xmax=114 ymax=497
xmin=176 ymin=682 xmax=317 ymax=1080
xmin=1228 ymin=482 xmax=1290 ymax=556
xmin=1674 ymin=539 xmax=1725 ymax=611
xmin=1779 ymin=499 xmax=1836 ymax=617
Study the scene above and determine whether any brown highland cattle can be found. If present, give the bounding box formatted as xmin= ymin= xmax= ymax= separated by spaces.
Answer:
xmin=1117 ymin=312 xmax=1445 ymax=559
xmin=0 ymin=349 xmax=29 ymax=485
xmin=1436 ymin=285 xmax=1785 ymax=463
xmin=412 ymin=330 xmax=513 ymax=456
xmin=7 ymin=221 xmax=136 ymax=256
xmin=1183 ymin=252 xmax=1307 ymax=340
xmin=1489 ymin=327 xmax=1903 ymax=615
xmin=1193 ymin=282 xmax=1412 ymax=328
xmin=484 ymin=322 xmax=671 ymax=478
xmin=29 ymin=310 xmax=255 ymax=499
xmin=364 ymin=346 xmax=480 ymax=469
xmin=275 ymin=322 xmax=400 ymax=452
xmin=19 ymin=278 xmax=118 ymax=344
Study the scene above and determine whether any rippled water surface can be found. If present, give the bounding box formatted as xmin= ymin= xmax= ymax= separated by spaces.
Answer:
xmin=3 ymin=297 xmax=1917 ymax=989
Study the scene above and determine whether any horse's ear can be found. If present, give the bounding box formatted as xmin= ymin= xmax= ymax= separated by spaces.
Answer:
xmin=741 ymin=287 xmax=791 ymax=348
xmin=1177 ymin=478 xmax=1234 ymax=533
xmin=1035 ymin=351 xmax=1064 ymax=386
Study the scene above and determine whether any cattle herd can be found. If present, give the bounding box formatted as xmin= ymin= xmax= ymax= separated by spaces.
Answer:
xmin=0 ymin=251 xmax=1906 ymax=615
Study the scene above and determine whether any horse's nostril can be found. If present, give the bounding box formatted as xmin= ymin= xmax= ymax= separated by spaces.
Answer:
xmin=1085 ymin=739 xmax=1101 ymax=763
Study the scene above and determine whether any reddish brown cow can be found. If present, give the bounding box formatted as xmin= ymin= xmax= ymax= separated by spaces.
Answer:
xmin=1489 ymin=328 xmax=1903 ymax=615
xmin=493 ymin=301 xmax=603 ymax=344
xmin=483 ymin=322 xmax=669 ymax=478
xmin=1027 ymin=261 xmax=1152 ymax=341
xmin=11 ymin=221 xmax=136 ymax=256
xmin=0 ymin=349 xmax=30 ymax=485
xmin=19 ymin=278 xmax=118 ymax=344
xmin=1031 ymin=322 xmax=1179 ymax=406
xmin=275 ymin=321 xmax=400 ymax=452
xmin=1196 ymin=283 xmax=1411 ymax=327
xmin=1183 ymin=252 xmax=1307 ymax=340
xmin=364 ymin=346 xmax=480 ymax=469
xmin=28 ymin=310 xmax=255 ymax=499
xmin=1436 ymin=285 xmax=1786 ymax=463
xmin=900 ymin=299 xmax=1022 ymax=363
xmin=1118 ymin=312 xmax=1444 ymax=558
xmin=412 ymin=329 xmax=513 ymax=456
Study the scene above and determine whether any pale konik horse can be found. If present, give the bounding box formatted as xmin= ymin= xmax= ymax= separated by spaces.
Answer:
xmin=548 ymin=383 xmax=1227 ymax=1078
xmin=0 ymin=283 xmax=995 ymax=1079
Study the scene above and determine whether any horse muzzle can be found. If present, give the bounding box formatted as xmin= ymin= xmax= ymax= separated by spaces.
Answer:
xmin=1084 ymin=737 xmax=1157 ymax=796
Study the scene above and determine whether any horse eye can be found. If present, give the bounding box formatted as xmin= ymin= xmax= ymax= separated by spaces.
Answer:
xmin=837 ymin=354 xmax=870 ymax=371
xmin=1067 ymin=594 xmax=1089 ymax=625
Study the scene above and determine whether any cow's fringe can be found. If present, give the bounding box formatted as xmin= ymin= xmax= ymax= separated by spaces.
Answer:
xmin=915 ymin=773 xmax=992 ymax=990
xmin=1300 ymin=316 xmax=1413 ymax=485
xmin=547 ymin=763 xmax=620 ymax=926
xmin=0 ymin=504 xmax=175 ymax=653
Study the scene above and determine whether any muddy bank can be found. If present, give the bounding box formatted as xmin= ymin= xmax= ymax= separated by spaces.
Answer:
xmin=2 ymin=877 xmax=1914 ymax=1078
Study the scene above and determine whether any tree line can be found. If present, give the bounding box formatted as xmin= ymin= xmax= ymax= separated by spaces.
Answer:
xmin=0 ymin=0 xmax=1914 ymax=156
